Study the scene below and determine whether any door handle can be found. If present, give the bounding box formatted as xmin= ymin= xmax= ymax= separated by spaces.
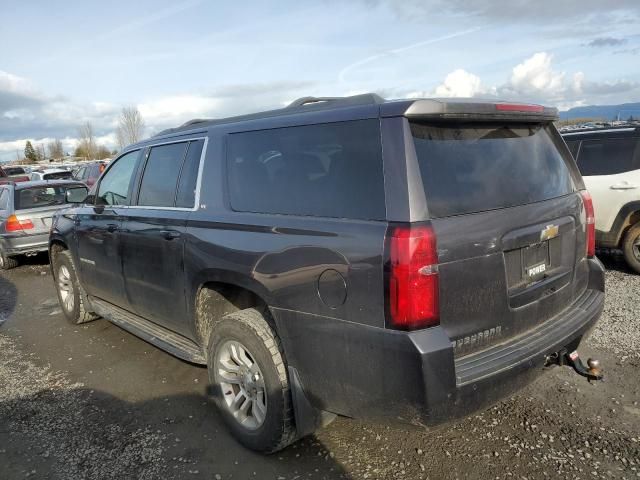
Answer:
xmin=162 ymin=230 xmax=181 ymax=240
xmin=106 ymin=223 xmax=119 ymax=233
xmin=610 ymin=183 xmax=638 ymax=190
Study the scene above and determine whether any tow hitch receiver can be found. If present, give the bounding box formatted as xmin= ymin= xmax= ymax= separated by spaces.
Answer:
xmin=546 ymin=349 xmax=604 ymax=382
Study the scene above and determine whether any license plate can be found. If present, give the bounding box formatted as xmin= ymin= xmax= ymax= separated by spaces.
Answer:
xmin=522 ymin=241 xmax=549 ymax=280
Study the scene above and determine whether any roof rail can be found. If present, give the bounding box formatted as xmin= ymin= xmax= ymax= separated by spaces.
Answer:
xmin=287 ymin=93 xmax=385 ymax=109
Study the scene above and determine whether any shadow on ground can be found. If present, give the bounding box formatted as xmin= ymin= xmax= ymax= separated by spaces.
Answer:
xmin=0 ymin=386 xmax=348 ymax=480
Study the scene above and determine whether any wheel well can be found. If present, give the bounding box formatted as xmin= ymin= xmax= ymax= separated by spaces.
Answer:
xmin=195 ymin=282 xmax=269 ymax=346
xmin=620 ymin=210 xmax=640 ymax=246
xmin=49 ymin=241 xmax=67 ymax=262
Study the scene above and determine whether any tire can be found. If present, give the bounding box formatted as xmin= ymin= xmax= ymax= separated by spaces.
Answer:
xmin=52 ymin=250 xmax=98 ymax=324
xmin=207 ymin=308 xmax=296 ymax=453
xmin=0 ymin=251 xmax=18 ymax=270
xmin=622 ymin=222 xmax=640 ymax=274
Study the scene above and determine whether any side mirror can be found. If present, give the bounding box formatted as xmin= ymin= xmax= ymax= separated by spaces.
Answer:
xmin=65 ymin=186 xmax=89 ymax=204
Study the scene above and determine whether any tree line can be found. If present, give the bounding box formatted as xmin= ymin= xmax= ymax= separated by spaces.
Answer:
xmin=18 ymin=106 xmax=145 ymax=164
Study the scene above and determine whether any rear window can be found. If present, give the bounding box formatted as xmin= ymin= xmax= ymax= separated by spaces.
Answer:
xmin=4 ymin=167 xmax=25 ymax=175
xmin=227 ymin=119 xmax=385 ymax=220
xmin=43 ymin=171 xmax=73 ymax=180
xmin=411 ymin=123 xmax=575 ymax=218
xmin=15 ymin=186 xmax=71 ymax=210
xmin=575 ymin=137 xmax=639 ymax=176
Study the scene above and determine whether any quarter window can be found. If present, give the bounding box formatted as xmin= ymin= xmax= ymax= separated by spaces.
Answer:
xmin=97 ymin=150 xmax=140 ymax=206
xmin=577 ymin=138 xmax=640 ymax=176
xmin=138 ymin=142 xmax=188 ymax=207
xmin=175 ymin=140 xmax=204 ymax=208
xmin=0 ymin=189 xmax=8 ymax=210
xmin=226 ymin=120 xmax=385 ymax=220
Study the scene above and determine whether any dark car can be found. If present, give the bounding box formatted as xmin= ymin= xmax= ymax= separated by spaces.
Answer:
xmin=73 ymin=161 xmax=107 ymax=187
xmin=0 ymin=165 xmax=29 ymax=184
xmin=562 ymin=126 xmax=640 ymax=272
xmin=49 ymin=94 xmax=605 ymax=453
xmin=0 ymin=180 xmax=87 ymax=269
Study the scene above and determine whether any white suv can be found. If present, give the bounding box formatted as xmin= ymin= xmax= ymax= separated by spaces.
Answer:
xmin=563 ymin=126 xmax=640 ymax=272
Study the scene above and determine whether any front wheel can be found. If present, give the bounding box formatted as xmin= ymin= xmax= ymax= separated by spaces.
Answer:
xmin=207 ymin=308 xmax=296 ymax=453
xmin=622 ymin=222 xmax=640 ymax=274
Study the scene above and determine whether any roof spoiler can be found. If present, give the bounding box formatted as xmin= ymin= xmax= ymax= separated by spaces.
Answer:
xmin=404 ymin=99 xmax=558 ymax=122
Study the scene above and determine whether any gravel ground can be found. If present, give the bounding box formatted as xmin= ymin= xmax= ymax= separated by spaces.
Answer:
xmin=0 ymin=253 xmax=639 ymax=479
xmin=590 ymin=258 xmax=640 ymax=361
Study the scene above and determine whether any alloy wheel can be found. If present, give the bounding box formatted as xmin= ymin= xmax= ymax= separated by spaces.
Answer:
xmin=57 ymin=265 xmax=75 ymax=313
xmin=216 ymin=340 xmax=267 ymax=430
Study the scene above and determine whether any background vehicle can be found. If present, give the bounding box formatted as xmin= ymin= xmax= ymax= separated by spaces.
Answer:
xmin=30 ymin=168 xmax=74 ymax=181
xmin=72 ymin=161 xmax=107 ymax=187
xmin=0 ymin=165 xmax=29 ymax=184
xmin=563 ymin=126 xmax=640 ymax=272
xmin=50 ymin=94 xmax=604 ymax=453
xmin=0 ymin=180 xmax=87 ymax=269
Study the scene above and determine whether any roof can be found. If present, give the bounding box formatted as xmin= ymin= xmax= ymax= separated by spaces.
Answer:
xmin=141 ymin=94 xmax=557 ymax=143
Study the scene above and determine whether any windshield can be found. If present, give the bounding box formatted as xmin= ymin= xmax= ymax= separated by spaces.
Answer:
xmin=411 ymin=122 xmax=576 ymax=218
xmin=4 ymin=167 xmax=25 ymax=175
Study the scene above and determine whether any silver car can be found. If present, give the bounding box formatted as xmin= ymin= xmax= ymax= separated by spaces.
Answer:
xmin=0 ymin=180 xmax=87 ymax=269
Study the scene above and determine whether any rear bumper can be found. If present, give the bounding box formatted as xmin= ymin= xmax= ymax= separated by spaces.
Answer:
xmin=275 ymin=257 xmax=605 ymax=426
xmin=0 ymin=233 xmax=50 ymax=256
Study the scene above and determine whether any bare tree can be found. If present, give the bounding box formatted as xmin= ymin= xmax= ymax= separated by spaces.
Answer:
xmin=77 ymin=122 xmax=96 ymax=160
xmin=48 ymin=139 xmax=64 ymax=160
xmin=116 ymin=106 xmax=145 ymax=149
xmin=35 ymin=143 xmax=47 ymax=163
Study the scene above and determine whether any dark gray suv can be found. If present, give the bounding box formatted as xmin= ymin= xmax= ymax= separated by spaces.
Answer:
xmin=49 ymin=94 xmax=605 ymax=452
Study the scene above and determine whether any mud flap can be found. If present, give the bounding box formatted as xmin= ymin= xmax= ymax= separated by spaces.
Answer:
xmin=288 ymin=366 xmax=336 ymax=438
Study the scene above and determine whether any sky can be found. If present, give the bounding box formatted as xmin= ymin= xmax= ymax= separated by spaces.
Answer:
xmin=1 ymin=0 xmax=640 ymax=162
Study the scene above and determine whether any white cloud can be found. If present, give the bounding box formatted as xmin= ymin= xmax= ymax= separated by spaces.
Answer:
xmin=433 ymin=69 xmax=485 ymax=97
xmin=508 ymin=52 xmax=565 ymax=95
xmin=137 ymin=95 xmax=221 ymax=127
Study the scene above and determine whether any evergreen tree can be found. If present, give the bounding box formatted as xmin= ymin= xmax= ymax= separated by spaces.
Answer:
xmin=24 ymin=141 xmax=37 ymax=164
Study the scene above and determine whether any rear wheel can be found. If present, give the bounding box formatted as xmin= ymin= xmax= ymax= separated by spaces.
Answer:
xmin=622 ymin=222 xmax=640 ymax=274
xmin=52 ymin=250 xmax=98 ymax=324
xmin=0 ymin=251 xmax=18 ymax=270
xmin=207 ymin=308 xmax=296 ymax=453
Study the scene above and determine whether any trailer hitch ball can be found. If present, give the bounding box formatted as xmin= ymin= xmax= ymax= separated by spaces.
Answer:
xmin=567 ymin=350 xmax=604 ymax=382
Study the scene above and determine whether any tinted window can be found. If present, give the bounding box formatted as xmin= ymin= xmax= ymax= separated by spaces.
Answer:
xmin=565 ymin=140 xmax=580 ymax=158
xmin=138 ymin=142 xmax=188 ymax=207
xmin=227 ymin=120 xmax=385 ymax=220
xmin=576 ymin=137 xmax=639 ymax=176
xmin=97 ymin=151 xmax=139 ymax=206
xmin=74 ymin=167 xmax=86 ymax=180
xmin=15 ymin=186 xmax=69 ymax=210
xmin=411 ymin=123 xmax=575 ymax=218
xmin=4 ymin=167 xmax=25 ymax=175
xmin=176 ymin=140 xmax=204 ymax=208
xmin=43 ymin=171 xmax=72 ymax=180
xmin=0 ymin=189 xmax=8 ymax=210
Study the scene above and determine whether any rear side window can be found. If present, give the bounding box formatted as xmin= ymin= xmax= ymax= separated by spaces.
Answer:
xmin=411 ymin=123 xmax=575 ymax=218
xmin=576 ymin=137 xmax=639 ymax=176
xmin=15 ymin=186 xmax=68 ymax=210
xmin=227 ymin=120 xmax=385 ymax=220
xmin=138 ymin=143 xmax=188 ymax=207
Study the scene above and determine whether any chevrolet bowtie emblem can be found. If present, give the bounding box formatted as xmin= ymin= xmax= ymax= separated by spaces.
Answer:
xmin=540 ymin=224 xmax=559 ymax=241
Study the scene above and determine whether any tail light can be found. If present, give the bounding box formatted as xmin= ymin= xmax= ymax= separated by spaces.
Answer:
xmin=580 ymin=191 xmax=595 ymax=258
xmin=5 ymin=214 xmax=34 ymax=232
xmin=387 ymin=224 xmax=439 ymax=330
